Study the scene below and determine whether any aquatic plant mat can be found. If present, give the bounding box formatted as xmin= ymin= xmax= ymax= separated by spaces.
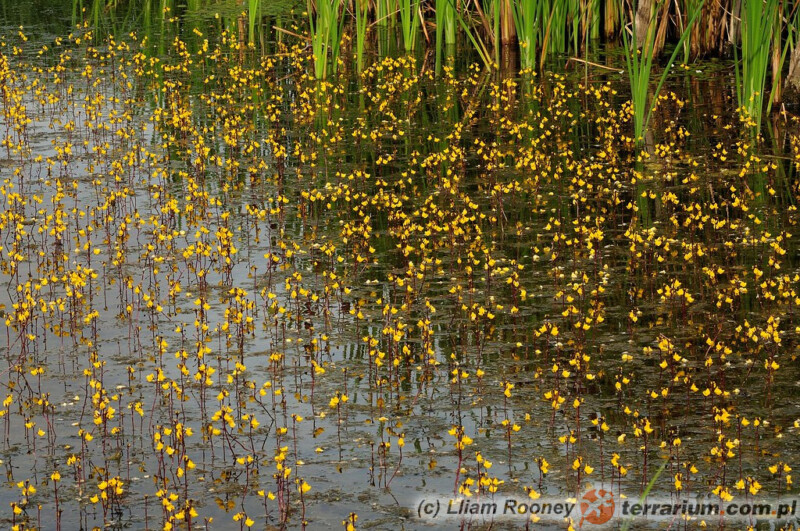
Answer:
xmin=1 ymin=21 xmax=800 ymax=531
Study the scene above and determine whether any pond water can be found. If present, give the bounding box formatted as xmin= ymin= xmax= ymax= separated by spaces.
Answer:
xmin=0 ymin=3 xmax=800 ymax=530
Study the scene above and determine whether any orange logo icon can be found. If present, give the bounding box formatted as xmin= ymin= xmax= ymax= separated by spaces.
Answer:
xmin=579 ymin=489 xmax=615 ymax=526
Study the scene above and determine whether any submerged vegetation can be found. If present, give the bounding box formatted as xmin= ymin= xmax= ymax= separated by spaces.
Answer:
xmin=1 ymin=1 xmax=800 ymax=530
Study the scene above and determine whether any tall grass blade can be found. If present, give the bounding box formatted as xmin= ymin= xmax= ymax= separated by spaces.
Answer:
xmin=376 ymin=0 xmax=392 ymax=28
xmin=399 ymin=0 xmax=421 ymax=51
xmin=735 ymin=0 xmax=778 ymax=132
xmin=309 ymin=0 xmax=345 ymax=79
xmin=451 ymin=1 xmax=494 ymax=69
xmin=511 ymin=0 xmax=540 ymax=70
xmin=620 ymin=459 xmax=668 ymax=531
xmin=355 ymin=0 xmax=368 ymax=72
xmin=248 ymin=0 xmax=258 ymax=45
xmin=623 ymin=0 xmax=703 ymax=145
